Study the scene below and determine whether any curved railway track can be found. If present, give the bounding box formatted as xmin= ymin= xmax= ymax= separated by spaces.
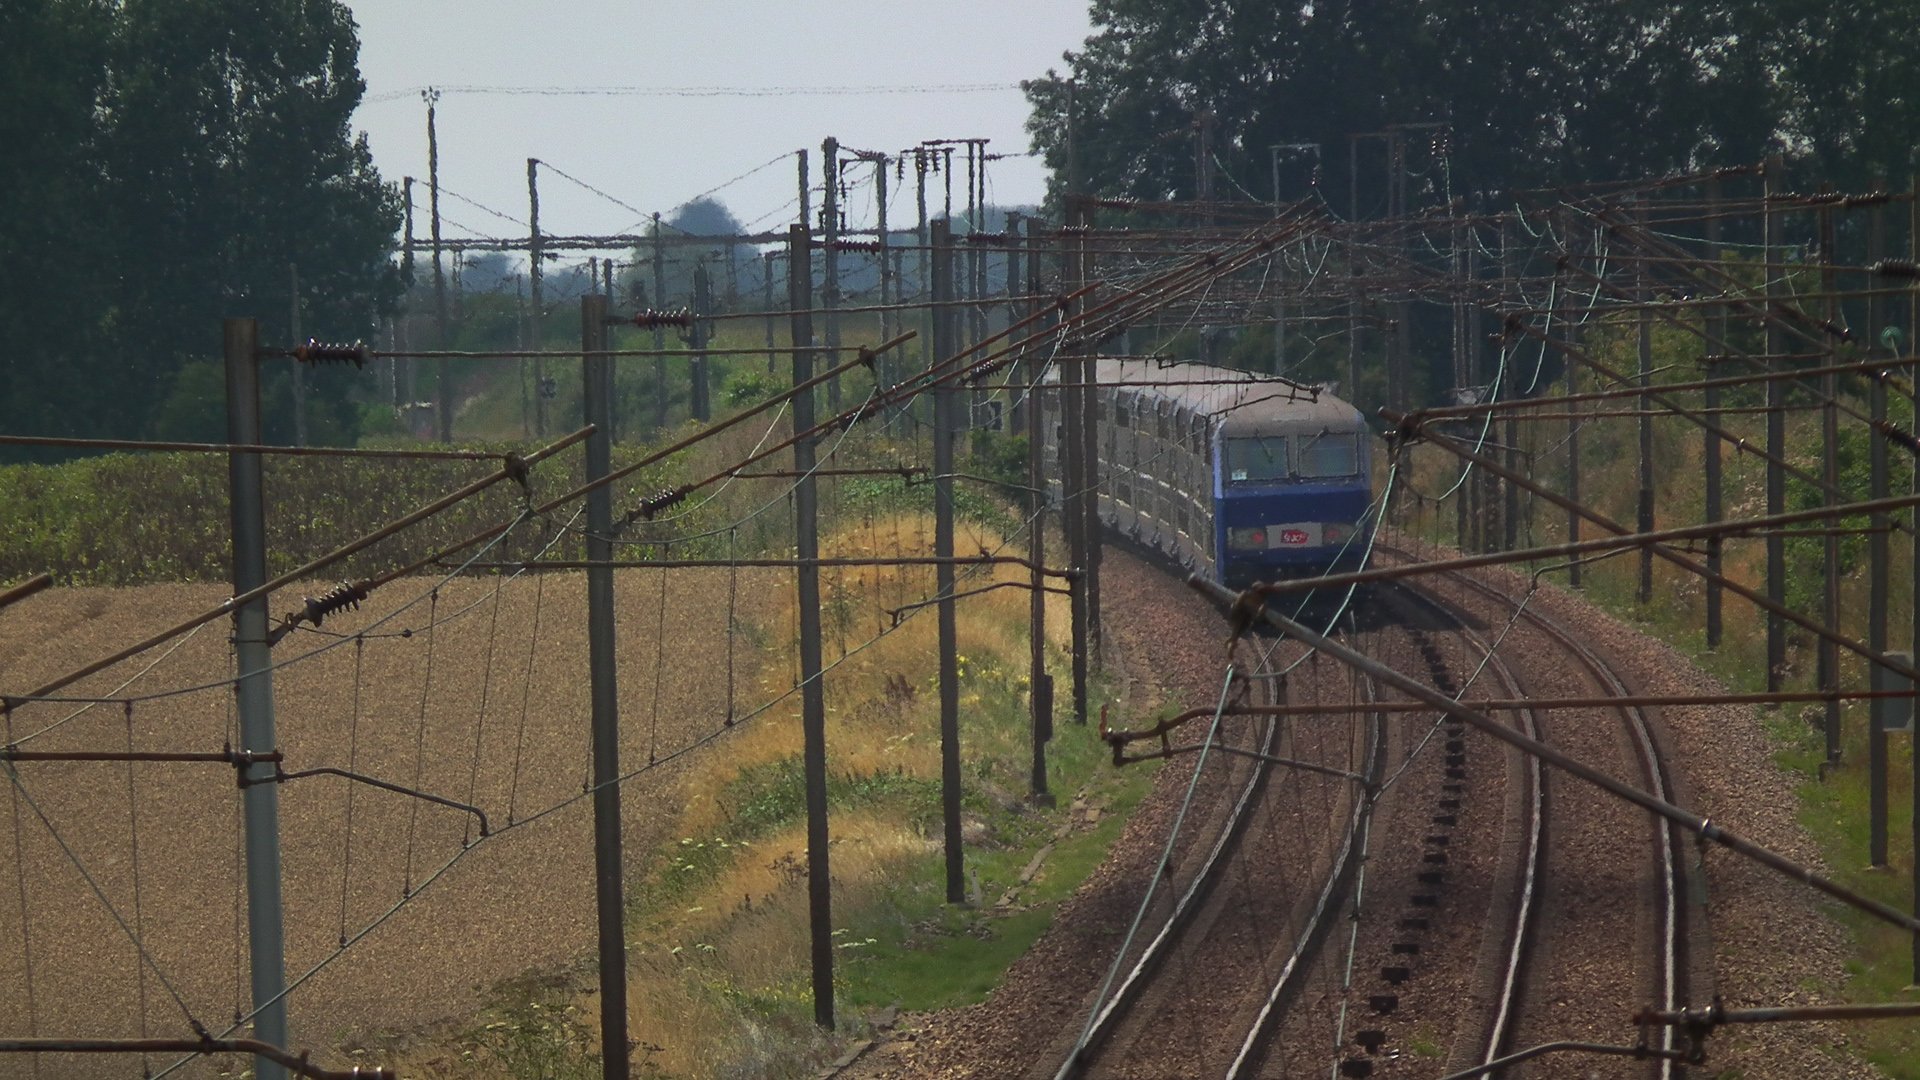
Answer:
xmin=1045 ymin=556 xmax=1697 ymax=1079
xmin=1402 ymin=563 xmax=1694 ymax=1077
xmin=1049 ymin=607 xmax=1384 ymax=1079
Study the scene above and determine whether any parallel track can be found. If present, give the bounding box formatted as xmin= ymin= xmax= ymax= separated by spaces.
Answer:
xmin=1052 ymin=618 xmax=1384 ymax=1078
xmin=1405 ymin=563 xmax=1688 ymax=1077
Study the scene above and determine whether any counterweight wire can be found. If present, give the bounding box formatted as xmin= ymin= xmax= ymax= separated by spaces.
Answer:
xmin=5 ymin=706 xmax=41 ymax=1080
xmin=401 ymin=590 xmax=439 ymax=897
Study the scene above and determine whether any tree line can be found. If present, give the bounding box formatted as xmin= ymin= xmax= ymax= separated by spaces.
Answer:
xmin=1 ymin=0 xmax=400 ymax=456
xmin=1023 ymin=1 xmax=1920 ymax=212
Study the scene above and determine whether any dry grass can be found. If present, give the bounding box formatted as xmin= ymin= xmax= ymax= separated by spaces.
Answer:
xmin=0 ymin=563 xmax=778 ymax=1078
xmin=0 ymin=501 xmax=1058 ymax=1079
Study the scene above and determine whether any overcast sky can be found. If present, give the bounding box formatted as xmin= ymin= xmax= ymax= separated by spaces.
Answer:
xmin=344 ymin=1 xmax=1095 ymax=257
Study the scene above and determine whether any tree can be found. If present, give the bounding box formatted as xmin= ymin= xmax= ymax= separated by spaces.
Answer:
xmin=0 ymin=0 xmax=401 ymax=453
xmin=0 ymin=0 xmax=113 ymax=445
xmin=1022 ymin=1 xmax=1920 ymax=212
xmin=627 ymin=197 xmax=747 ymax=309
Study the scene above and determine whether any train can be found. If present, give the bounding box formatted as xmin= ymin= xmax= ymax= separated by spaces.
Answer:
xmin=1040 ymin=358 xmax=1376 ymax=589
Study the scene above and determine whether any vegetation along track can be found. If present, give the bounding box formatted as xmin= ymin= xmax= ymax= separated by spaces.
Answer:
xmin=1385 ymin=546 xmax=1697 ymax=1079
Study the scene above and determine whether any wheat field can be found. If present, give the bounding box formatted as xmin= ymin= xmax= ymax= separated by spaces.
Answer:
xmin=0 ymin=565 xmax=781 ymax=1078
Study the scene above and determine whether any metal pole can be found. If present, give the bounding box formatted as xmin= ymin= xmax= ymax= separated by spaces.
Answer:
xmin=1638 ymin=200 xmax=1655 ymax=602
xmin=1764 ymin=156 xmax=1787 ymax=693
xmin=1819 ymin=199 xmax=1844 ymax=768
xmin=528 ymin=159 xmax=546 ymax=439
xmin=1062 ymin=198 xmax=1091 ymax=722
xmin=875 ymin=154 xmax=893 ymax=383
xmin=1704 ymin=178 xmax=1724 ymax=647
xmin=796 ymin=147 xmax=812 ymax=236
xmin=1271 ymin=145 xmax=1286 ymax=376
xmin=225 ymin=318 xmax=289 ymax=1079
xmin=1868 ymin=188 xmax=1891 ymax=861
xmin=1024 ymin=217 xmax=1052 ymax=805
xmin=916 ymin=151 xmax=930 ymax=413
xmin=1453 ymin=218 xmax=1469 ymax=549
xmin=1079 ymin=206 xmax=1102 ymax=666
xmin=1564 ymin=217 xmax=1583 ymax=588
xmin=1501 ymin=217 xmax=1520 ymax=551
xmin=580 ymin=294 xmax=630 ymax=1079
xmin=932 ymin=221 xmax=966 ymax=904
xmin=1006 ymin=211 xmax=1026 ymax=435
xmin=822 ymin=138 xmax=842 ymax=410
xmin=1910 ymin=169 xmax=1920 ymax=981
xmin=651 ymin=213 xmax=667 ymax=430
xmin=1390 ymin=131 xmax=1410 ymax=412
xmin=288 ymin=263 xmax=306 ymax=448
xmin=426 ymin=91 xmax=451 ymax=444
xmin=691 ymin=262 xmax=711 ymax=422
xmin=787 ymin=225 xmax=835 ymax=1027
xmin=763 ymin=252 xmax=777 ymax=374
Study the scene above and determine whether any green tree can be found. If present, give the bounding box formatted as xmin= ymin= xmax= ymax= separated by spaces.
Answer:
xmin=0 ymin=0 xmax=113 ymax=445
xmin=1 ymin=0 xmax=400 ymax=454
xmin=1023 ymin=1 xmax=1920 ymax=211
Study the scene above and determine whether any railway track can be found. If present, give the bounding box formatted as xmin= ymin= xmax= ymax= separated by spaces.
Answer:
xmin=1044 ymin=555 xmax=1696 ymax=1078
xmin=1401 ymin=561 xmax=1696 ymax=1078
xmin=1048 ymin=605 xmax=1384 ymax=1078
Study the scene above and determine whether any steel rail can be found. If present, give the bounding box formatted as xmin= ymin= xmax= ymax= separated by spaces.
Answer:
xmin=1425 ymin=568 xmax=1683 ymax=1077
xmin=1055 ymin=655 xmax=1291 ymax=1078
xmin=1188 ymin=574 xmax=1920 ymax=935
xmin=1379 ymin=582 xmax=1546 ymax=1075
xmin=1220 ymin=644 xmax=1388 ymax=1079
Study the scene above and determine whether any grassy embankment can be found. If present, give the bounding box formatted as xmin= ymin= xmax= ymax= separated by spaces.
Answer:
xmin=1397 ymin=308 xmax=1920 ymax=1074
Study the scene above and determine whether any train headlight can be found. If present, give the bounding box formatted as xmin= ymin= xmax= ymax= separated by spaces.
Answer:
xmin=1228 ymin=526 xmax=1267 ymax=550
xmin=1322 ymin=522 xmax=1353 ymax=545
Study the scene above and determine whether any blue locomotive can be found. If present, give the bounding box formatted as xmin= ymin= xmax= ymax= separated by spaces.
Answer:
xmin=1042 ymin=359 xmax=1375 ymax=588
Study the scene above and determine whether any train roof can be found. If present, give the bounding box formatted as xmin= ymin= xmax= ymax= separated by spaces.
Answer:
xmin=1083 ymin=358 xmax=1365 ymax=436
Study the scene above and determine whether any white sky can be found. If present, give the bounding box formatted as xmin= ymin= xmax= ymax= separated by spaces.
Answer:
xmin=344 ymin=1 xmax=1095 ymax=257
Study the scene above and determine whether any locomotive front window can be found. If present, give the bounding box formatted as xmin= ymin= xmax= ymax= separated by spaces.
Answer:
xmin=1225 ymin=437 xmax=1290 ymax=483
xmin=1297 ymin=431 xmax=1361 ymax=478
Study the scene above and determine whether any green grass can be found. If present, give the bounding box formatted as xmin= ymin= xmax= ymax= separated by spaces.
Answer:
xmin=835 ymin=748 xmax=1160 ymax=1014
xmin=1777 ymin=713 xmax=1920 ymax=1076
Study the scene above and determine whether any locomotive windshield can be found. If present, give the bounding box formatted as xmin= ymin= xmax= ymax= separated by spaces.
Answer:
xmin=1297 ymin=431 xmax=1361 ymax=478
xmin=1224 ymin=437 xmax=1290 ymax=483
